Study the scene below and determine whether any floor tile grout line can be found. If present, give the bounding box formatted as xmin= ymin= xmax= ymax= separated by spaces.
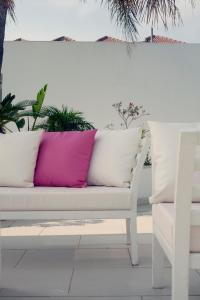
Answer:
xmin=127 ymin=246 xmax=132 ymax=265
xmin=61 ymin=293 xmax=172 ymax=298
xmin=38 ymin=226 xmax=47 ymax=236
xmin=196 ymin=269 xmax=200 ymax=278
xmin=13 ymin=249 xmax=27 ymax=268
xmin=78 ymin=235 xmax=82 ymax=248
xmin=67 ymin=267 xmax=75 ymax=295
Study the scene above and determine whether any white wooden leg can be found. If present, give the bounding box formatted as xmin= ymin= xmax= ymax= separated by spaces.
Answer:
xmin=152 ymin=234 xmax=165 ymax=288
xmin=129 ymin=215 xmax=138 ymax=266
xmin=126 ymin=218 xmax=130 ymax=245
xmin=172 ymin=253 xmax=189 ymax=300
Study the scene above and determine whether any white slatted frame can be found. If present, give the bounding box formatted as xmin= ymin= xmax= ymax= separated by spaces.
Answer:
xmin=172 ymin=130 xmax=197 ymax=300
xmin=152 ymin=130 xmax=200 ymax=300
xmin=127 ymin=136 xmax=150 ymax=265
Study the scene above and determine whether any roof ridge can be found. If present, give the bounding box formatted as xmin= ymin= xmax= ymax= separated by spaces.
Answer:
xmin=144 ymin=34 xmax=184 ymax=43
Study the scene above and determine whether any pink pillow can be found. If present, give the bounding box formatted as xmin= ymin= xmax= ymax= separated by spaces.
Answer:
xmin=34 ymin=130 xmax=96 ymax=187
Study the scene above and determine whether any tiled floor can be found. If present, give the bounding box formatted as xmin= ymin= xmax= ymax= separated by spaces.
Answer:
xmin=0 ymin=211 xmax=199 ymax=299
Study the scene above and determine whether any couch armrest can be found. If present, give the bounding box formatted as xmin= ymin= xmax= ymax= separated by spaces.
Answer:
xmin=129 ymin=136 xmax=150 ymax=209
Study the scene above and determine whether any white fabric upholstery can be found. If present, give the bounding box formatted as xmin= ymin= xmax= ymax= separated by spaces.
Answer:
xmin=153 ymin=203 xmax=200 ymax=252
xmin=0 ymin=186 xmax=131 ymax=211
xmin=148 ymin=121 xmax=200 ymax=203
xmin=88 ymin=128 xmax=141 ymax=188
xmin=0 ymin=131 xmax=43 ymax=188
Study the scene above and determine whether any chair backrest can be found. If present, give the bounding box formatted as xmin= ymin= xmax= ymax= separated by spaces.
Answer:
xmin=174 ymin=130 xmax=200 ymax=256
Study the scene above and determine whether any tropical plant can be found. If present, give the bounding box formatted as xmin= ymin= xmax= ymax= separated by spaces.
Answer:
xmin=36 ymin=106 xmax=94 ymax=132
xmin=0 ymin=93 xmax=34 ymax=133
xmin=31 ymin=84 xmax=47 ymax=130
xmin=17 ymin=84 xmax=48 ymax=130
xmin=0 ymin=0 xmax=187 ymax=97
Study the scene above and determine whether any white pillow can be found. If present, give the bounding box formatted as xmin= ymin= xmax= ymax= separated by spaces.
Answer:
xmin=0 ymin=131 xmax=43 ymax=187
xmin=88 ymin=128 xmax=141 ymax=187
xmin=148 ymin=121 xmax=200 ymax=203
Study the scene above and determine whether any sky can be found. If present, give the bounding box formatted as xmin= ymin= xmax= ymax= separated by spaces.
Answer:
xmin=5 ymin=0 xmax=200 ymax=43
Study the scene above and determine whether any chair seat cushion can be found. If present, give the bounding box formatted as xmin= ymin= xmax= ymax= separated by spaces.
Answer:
xmin=153 ymin=203 xmax=200 ymax=252
xmin=0 ymin=186 xmax=131 ymax=211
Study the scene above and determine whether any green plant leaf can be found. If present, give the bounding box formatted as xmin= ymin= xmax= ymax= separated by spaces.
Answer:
xmin=36 ymin=105 xmax=94 ymax=132
xmin=32 ymin=84 xmax=48 ymax=131
xmin=0 ymin=93 xmax=27 ymax=133
xmin=32 ymin=84 xmax=48 ymax=115
xmin=16 ymin=118 xmax=25 ymax=130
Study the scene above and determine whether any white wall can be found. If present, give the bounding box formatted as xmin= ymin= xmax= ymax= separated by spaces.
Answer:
xmin=3 ymin=42 xmax=200 ymax=200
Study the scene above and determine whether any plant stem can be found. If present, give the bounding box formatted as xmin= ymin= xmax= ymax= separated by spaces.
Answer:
xmin=32 ymin=118 xmax=37 ymax=131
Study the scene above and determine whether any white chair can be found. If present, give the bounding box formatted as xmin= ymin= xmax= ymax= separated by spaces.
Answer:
xmin=152 ymin=130 xmax=200 ymax=300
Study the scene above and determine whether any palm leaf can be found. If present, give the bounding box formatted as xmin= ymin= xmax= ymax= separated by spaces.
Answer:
xmin=1 ymin=93 xmax=15 ymax=106
xmin=0 ymin=93 xmax=32 ymax=133
xmin=36 ymin=105 xmax=94 ymax=132
xmin=31 ymin=84 xmax=48 ymax=130
xmin=85 ymin=0 xmax=183 ymax=40
xmin=32 ymin=84 xmax=48 ymax=115
xmin=2 ymin=0 xmax=15 ymax=21
xmin=137 ymin=0 xmax=181 ymax=27
xmin=101 ymin=0 xmax=139 ymax=39
xmin=5 ymin=0 xmax=15 ymax=20
xmin=15 ymin=118 xmax=25 ymax=131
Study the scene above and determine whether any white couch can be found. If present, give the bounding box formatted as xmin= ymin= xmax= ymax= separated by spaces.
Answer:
xmin=0 ymin=137 xmax=149 ymax=267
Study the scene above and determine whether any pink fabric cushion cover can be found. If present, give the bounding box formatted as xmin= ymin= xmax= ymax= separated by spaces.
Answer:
xmin=34 ymin=130 xmax=96 ymax=187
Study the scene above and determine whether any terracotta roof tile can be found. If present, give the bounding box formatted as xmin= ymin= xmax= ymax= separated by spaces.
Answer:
xmin=144 ymin=35 xmax=184 ymax=43
xmin=96 ymin=36 xmax=123 ymax=42
xmin=11 ymin=35 xmax=184 ymax=43
xmin=14 ymin=38 xmax=28 ymax=41
xmin=52 ymin=36 xmax=75 ymax=42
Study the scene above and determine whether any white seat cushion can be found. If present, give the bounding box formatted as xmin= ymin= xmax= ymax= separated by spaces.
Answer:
xmin=153 ymin=203 xmax=200 ymax=252
xmin=0 ymin=186 xmax=131 ymax=211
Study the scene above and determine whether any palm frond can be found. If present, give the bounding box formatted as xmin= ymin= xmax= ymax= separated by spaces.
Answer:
xmin=101 ymin=0 xmax=139 ymax=39
xmin=137 ymin=0 xmax=181 ymax=28
xmin=4 ymin=0 xmax=15 ymax=21
xmin=1 ymin=93 xmax=15 ymax=106
xmin=98 ymin=0 xmax=182 ymax=40
xmin=0 ymin=93 xmax=34 ymax=132
xmin=36 ymin=105 xmax=94 ymax=132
